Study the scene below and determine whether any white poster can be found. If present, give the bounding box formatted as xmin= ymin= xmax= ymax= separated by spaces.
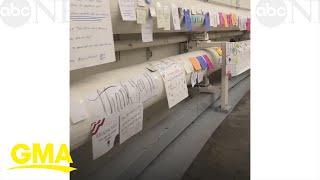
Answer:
xmin=70 ymin=0 xmax=116 ymax=70
xmin=226 ymin=41 xmax=251 ymax=76
xmin=120 ymin=103 xmax=144 ymax=144
xmin=118 ymin=0 xmax=137 ymax=21
xmin=152 ymin=60 xmax=189 ymax=108
xmin=141 ymin=18 xmax=154 ymax=42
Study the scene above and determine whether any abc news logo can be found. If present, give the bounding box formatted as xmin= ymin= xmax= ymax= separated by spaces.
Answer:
xmin=0 ymin=0 xmax=31 ymax=27
xmin=256 ymin=0 xmax=287 ymax=27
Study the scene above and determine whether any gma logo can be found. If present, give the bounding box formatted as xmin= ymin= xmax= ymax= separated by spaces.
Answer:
xmin=8 ymin=143 xmax=77 ymax=173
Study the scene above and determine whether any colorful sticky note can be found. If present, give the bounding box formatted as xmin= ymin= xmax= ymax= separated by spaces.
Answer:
xmin=218 ymin=12 xmax=224 ymax=25
xmin=246 ymin=18 xmax=251 ymax=31
xmin=203 ymin=55 xmax=214 ymax=71
xmin=223 ymin=13 xmax=228 ymax=27
xmin=196 ymin=56 xmax=208 ymax=69
xmin=213 ymin=47 xmax=222 ymax=56
xmin=184 ymin=9 xmax=192 ymax=32
xmin=189 ymin=57 xmax=202 ymax=70
xmin=228 ymin=14 xmax=232 ymax=26
xmin=204 ymin=13 xmax=210 ymax=31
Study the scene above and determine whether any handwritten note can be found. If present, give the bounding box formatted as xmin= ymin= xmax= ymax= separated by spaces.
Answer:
xmin=137 ymin=0 xmax=146 ymax=7
xmin=196 ymin=56 xmax=208 ymax=69
xmin=118 ymin=0 xmax=137 ymax=21
xmin=203 ymin=55 xmax=214 ymax=71
xmin=184 ymin=9 xmax=192 ymax=32
xmin=171 ymin=4 xmax=181 ymax=30
xmin=223 ymin=13 xmax=228 ymax=27
xmin=152 ymin=60 xmax=189 ymax=108
xmin=120 ymin=103 xmax=143 ymax=144
xmin=137 ymin=8 xmax=147 ymax=24
xmin=189 ymin=57 xmax=202 ymax=71
xmin=204 ymin=13 xmax=210 ymax=31
xmin=163 ymin=5 xmax=171 ymax=30
xmin=191 ymin=71 xmax=197 ymax=87
xmin=173 ymin=56 xmax=194 ymax=74
xmin=91 ymin=113 xmax=119 ymax=159
xmin=197 ymin=70 xmax=204 ymax=83
xmin=219 ymin=12 xmax=224 ymax=25
xmin=141 ymin=17 xmax=153 ymax=42
xmin=156 ymin=2 xmax=164 ymax=28
xmin=70 ymin=0 xmax=116 ymax=70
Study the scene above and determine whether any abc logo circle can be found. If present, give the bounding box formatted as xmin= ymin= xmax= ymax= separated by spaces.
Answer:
xmin=0 ymin=0 xmax=31 ymax=27
xmin=256 ymin=0 xmax=287 ymax=27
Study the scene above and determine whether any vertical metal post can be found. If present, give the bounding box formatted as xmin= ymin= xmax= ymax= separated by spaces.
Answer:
xmin=221 ymin=42 xmax=229 ymax=110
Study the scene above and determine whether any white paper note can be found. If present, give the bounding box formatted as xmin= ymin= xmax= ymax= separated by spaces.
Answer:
xmin=137 ymin=8 xmax=147 ymax=24
xmin=137 ymin=0 xmax=146 ymax=7
xmin=163 ymin=5 xmax=171 ymax=30
xmin=156 ymin=2 xmax=164 ymax=28
xmin=174 ymin=56 xmax=193 ymax=74
xmin=197 ymin=70 xmax=204 ymax=83
xmin=171 ymin=4 xmax=181 ymax=30
xmin=149 ymin=6 xmax=157 ymax=17
xmin=141 ymin=18 xmax=153 ymax=42
xmin=213 ymin=12 xmax=218 ymax=27
xmin=118 ymin=0 xmax=137 ymax=21
xmin=91 ymin=113 xmax=119 ymax=159
xmin=191 ymin=71 xmax=198 ymax=87
xmin=70 ymin=99 xmax=88 ymax=124
xmin=152 ymin=60 xmax=189 ymax=108
xmin=191 ymin=7 xmax=196 ymax=15
xmin=120 ymin=103 xmax=143 ymax=144
xmin=70 ymin=0 xmax=116 ymax=70
xmin=209 ymin=12 xmax=214 ymax=27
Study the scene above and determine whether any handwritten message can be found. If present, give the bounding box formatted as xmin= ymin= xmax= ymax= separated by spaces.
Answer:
xmin=120 ymin=103 xmax=143 ymax=144
xmin=70 ymin=0 xmax=116 ymax=70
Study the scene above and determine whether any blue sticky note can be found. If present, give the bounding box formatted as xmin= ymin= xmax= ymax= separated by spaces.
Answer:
xmin=204 ymin=13 xmax=210 ymax=31
xmin=196 ymin=56 xmax=208 ymax=69
xmin=184 ymin=9 xmax=192 ymax=32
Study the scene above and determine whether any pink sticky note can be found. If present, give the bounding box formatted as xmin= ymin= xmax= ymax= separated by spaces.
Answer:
xmin=203 ymin=55 xmax=214 ymax=71
xmin=218 ymin=12 xmax=224 ymax=25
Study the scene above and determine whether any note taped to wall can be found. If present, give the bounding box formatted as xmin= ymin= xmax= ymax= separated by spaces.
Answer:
xmin=156 ymin=2 xmax=164 ymax=28
xmin=163 ymin=5 xmax=171 ymax=30
xmin=203 ymin=55 xmax=214 ymax=71
xmin=70 ymin=0 xmax=116 ymax=70
xmin=120 ymin=102 xmax=143 ymax=144
xmin=137 ymin=8 xmax=147 ymax=24
xmin=118 ymin=0 xmax=137 ymax=21
xmin=152 ymin=60 xmax=189 ymax=108
xmin=141 ymin=17 xmax=153 ymax=42
xmin=174 ymin=56 xmax=194 ymax=74
xmin=189 ymin=57 xmax=202 ymax=71
xmin=91 ymin=113 xmax=119 ymax=160
xmin=171 ymin=4 xmax=181 ymax=30
xmin=70 ymin=99 xmax=88 ymax=124
xmin=196 ymin=56 xmax=208 ymax=69
xmin=197 ymin=69 xmax=205 ymax=83
xmin=191 ymin=71 xmax=197 ymax=87
xmin=150 ymin=6 xmax=157 ymax=17
xmin=184 ymin=9 xmax=192 ymax=32
xmin=223 ymin=13 xmax=228 ymax=27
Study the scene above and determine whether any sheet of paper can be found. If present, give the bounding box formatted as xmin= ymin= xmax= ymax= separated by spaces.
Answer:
xmin=209 ymin=12 xmax=214 ymax=27
xmin=204 ymin=13 xmax=210 ymax=31
xmin=215 ymin=12 xmax=220 ymax=26
xmin=197 ymin=70 xmax=204 ymax=83
xmin=171 ymin=4 xmax=181 ymax=30
xmin=145 ymin=63 xmax=157 ymax=72
xmin=163 ymin=5 xmax=171 ymax=30
xmin=120 ymin=102 xmax=143 ymax=144
xmin=70 ymin=0 xmax=116 ymax=70
xmin=137 ymin=0 xmax=146 ymax=7
xmin=189 ymin=57 xmax=202 ymax=71
xmin=152 ymin=60 xmax=189 ymax=108
xmin=246 ymin=18 xmax=251 ymax=31
xmin=141 ymin=17 xmax=153 ymax=42
xmin=150 ymin=6 xmax=157 ymax=17
xmin=91 ymin=113 xmax=119 ymax=159
xmin=196 ymin=56 xmax=208 ymax=69
xmin=70 ymin=99 xmax=88 ymax=124
xmin=184 ymin=9 xmax=192 ymax=32
xmin=223 ymin=13 xmax=228 ymax=27
xmin=203 ymin=55 xmax=214 ymax=71
xmin=137 ymin=8 xmax=147 ymax=24
xmin=191 ymin=71 xmax=198 ymax=87
xmin=219 ymin=12 xmax=224 ymax=25
xmin=191 ymin=7 xmax=196 ymax=15
xmin=231 ymin=14 xmax=236 ymax=25
xmin=196 ymin=8 xmax=202 ymax=14
xmin=156 ymin=2 xmax=164 ymax=28
xmin=118 ymin=0 xmax=137 ymax=21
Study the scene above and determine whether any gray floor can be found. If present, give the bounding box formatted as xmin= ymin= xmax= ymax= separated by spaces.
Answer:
xmin=182 ymin=91 xmax=250 ymax=180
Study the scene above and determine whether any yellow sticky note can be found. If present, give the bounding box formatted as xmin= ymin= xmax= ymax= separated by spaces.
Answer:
xmin=235 ymin=57 xmax=239 ymax=64
xmin=223 ymin=13 xmax=228 ymax=27
xmin=213 ymin=48 xmax=222 ymax=56
xmin=189 ymin=57 xmax=202 ymax=71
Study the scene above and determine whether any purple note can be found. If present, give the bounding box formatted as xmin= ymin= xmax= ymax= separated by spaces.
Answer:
xmin=196 ymin=56 xmax=208 ymax=69
xmin=203 ymin=55 xmax=214 ymax=71
xmin=184 ymin=9 xmax=192 ymax=32
xmin=204 ymin=13 xmax=210 ymax=31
